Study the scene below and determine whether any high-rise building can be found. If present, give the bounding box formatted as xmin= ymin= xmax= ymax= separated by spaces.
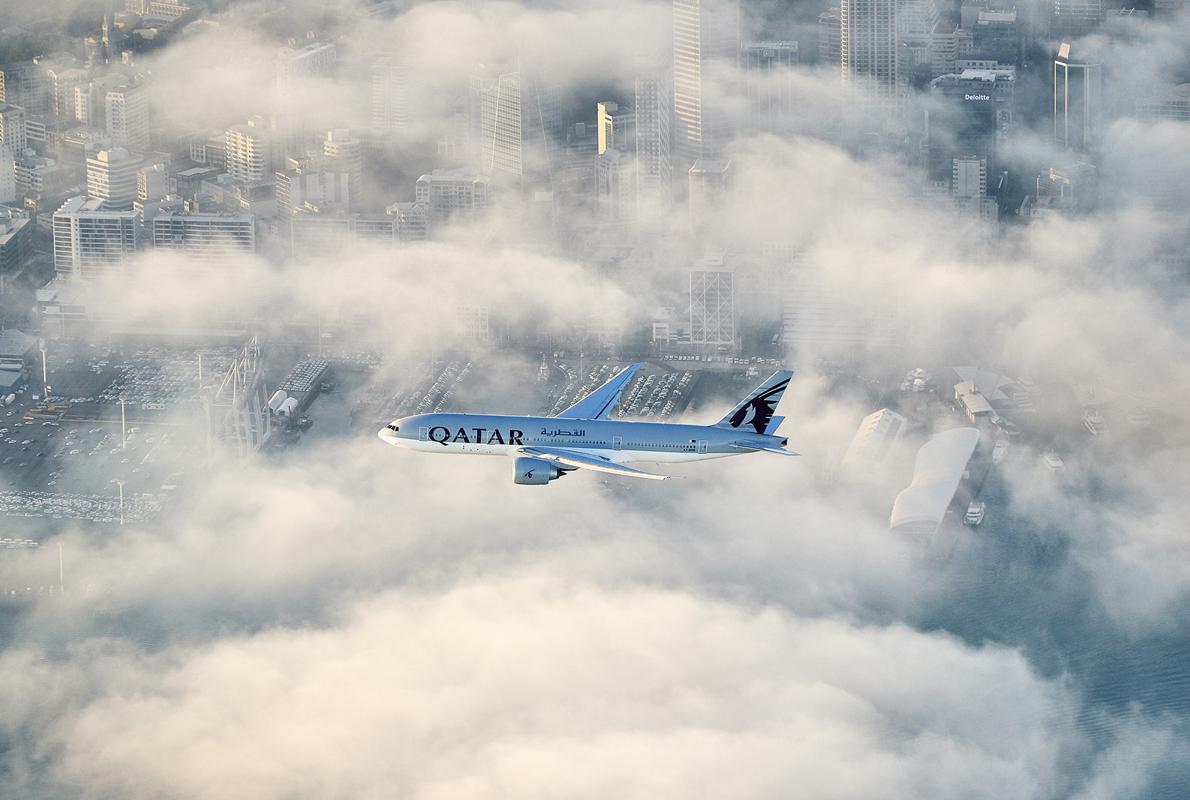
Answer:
xmin=0 ymin=146 xmax=16 ymax=203
xmin=1053 ymin=43 xmax=1101 ymax=153
xmin=152 ymin=209 xmax=255 ymax=261
xmin=688 ymin=158 xmax=730 ymax=223
xmin=414 ymin=171 xmax=488 ymax=234
xmin=0 ymin=103 xmax=26 ymax=157
xmin=225 ymin=117 xmax=273 ymax=187
xmin=596 ymin=101 xmax=635 ymax=156
xmin=370 ymin=57 xmax=408 ymax=137
xmin=136 ymin=161 xmax=171 ymax=203
xmin=86 ymin=147 xmax=141 ymax=208
xmin=594 ymin=148 xmax=635 ymax=221
xmin=275 ymin=155 xmax=351 ymax=218
xmin=673 ymin=0 xmax=739 ymax=162
xmin=470 ymin=65 xmax=562 ymax=182
xmin=105 ymin=85 xmax=150 ymax=153
xmin=1136 ymin=84 xmax=1190 ymax=122
xmin=952 ymin=156 xmax=987 ymax=199
xmin=0 ymin=205 xmax=32 ymax=271
xmin=47 ymin=66 xmax=89 ymax=127
xmin=386 ymin=201 xmax=429 ymax=242
xmin=472 ymin=66 xmax=522 ymax=178
xmin=689 ymin=267 xmax=734 ymax=346
xmin=742 ymin=41 xmax=799 ymax=133
xmin=634 ymin=76 xmax=672 ymax=203
xmin=1051 ymin=0 xmax=1102 ymax=37
xmin=52 ymin=195 xmax=139 ymax=278
xmin=970 ymin=7 xmax=1023 ymax=67
xmin=842 ymin=0 xmax=899 ymax=99
xmin=927 ymin=68 xmax=1014 ymax=181
xmin=323 ymin=129 xmax=362 ymax=208
xmin=818 ymin=9 xmax=842 ymax=67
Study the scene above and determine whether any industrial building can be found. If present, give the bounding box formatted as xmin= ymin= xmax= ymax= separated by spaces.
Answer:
xmin=889 ymin=427 xmax=980 ymax=537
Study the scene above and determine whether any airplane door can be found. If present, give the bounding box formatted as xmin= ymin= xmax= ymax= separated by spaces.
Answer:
xmin=613 ymin=435 xmax=623 ymax=451
xmin=696 ymin=439 xmax=708 ymax=454
xmin=419 ymin=427 xmax=429 ymax=442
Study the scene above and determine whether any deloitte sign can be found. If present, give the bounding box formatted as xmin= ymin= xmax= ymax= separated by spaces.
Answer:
xmin=964 ymin=93 xmax=991 ymax=101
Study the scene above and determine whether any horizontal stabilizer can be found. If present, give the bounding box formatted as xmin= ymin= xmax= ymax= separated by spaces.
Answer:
xmin=730 ymin=441 xmax=800 ymax=457
xmin=520 ymin=446 xmax=668 ymax=480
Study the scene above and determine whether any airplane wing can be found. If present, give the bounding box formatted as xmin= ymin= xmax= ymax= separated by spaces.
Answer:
xmin=520 ymin=446 xmax=668 ymax=480
xmin=729 ymin=441 xmax=800 ymax=456
xmin=556 ymin=363 xmax=643 ymax=420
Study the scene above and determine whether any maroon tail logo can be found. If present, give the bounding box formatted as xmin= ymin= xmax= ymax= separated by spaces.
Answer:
xmin=728 ymin=379 xmax=789 ymax=434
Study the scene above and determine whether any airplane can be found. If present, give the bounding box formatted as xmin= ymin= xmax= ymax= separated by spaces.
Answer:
xmin=377 ymin=364 xmax=797 ymax=484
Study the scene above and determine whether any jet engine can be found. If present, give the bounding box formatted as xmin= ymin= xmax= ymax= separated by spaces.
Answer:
xmin=513 ymin=456 xmax=564 ymax=485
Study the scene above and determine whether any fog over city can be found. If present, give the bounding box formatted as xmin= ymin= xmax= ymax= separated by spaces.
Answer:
xmin=0 ymin=0 xmax=1188 ymax=797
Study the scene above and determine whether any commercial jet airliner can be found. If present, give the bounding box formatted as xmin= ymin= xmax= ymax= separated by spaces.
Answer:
xmin=377 ymin=365 xmax=797 ymax=484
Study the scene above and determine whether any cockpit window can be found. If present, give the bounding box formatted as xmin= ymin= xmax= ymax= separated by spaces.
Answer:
xmin=387 ymin=424 xmax=399 ymax=432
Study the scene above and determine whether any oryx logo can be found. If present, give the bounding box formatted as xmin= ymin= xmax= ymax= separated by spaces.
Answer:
xmin=729 ymin=378 xmax=789 ymax=434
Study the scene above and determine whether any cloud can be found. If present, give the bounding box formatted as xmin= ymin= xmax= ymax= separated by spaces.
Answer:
xmin=4 ymin=572 xmax=1079 ymax=800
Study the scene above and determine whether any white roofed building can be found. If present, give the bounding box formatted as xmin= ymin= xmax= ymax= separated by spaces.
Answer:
xmin=890 ymin=427 xmax=980 ymax=537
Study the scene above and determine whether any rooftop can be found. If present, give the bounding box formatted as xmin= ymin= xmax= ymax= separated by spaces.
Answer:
xmin=890 ymin=427 xmax=980 ymax=534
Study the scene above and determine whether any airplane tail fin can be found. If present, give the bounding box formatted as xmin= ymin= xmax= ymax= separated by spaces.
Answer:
xmin=715 ymin=371 xmax=793 ymax=435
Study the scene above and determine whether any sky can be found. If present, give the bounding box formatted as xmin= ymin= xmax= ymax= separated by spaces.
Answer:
xmin=2 ymin=0 xmax=1190 ymax=798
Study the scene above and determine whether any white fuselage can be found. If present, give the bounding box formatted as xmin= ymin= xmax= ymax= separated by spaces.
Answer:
xmin=377 ymin=412 xmax=785 ymax=464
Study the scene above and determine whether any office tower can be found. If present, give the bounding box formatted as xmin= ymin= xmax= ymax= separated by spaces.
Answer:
xmin=0 ymin=103 xmax=26 ymax=157
xmin=688 ymin=158 xmax=730 ymax=222
xmin=742 ymin=41 xmax=799 ymax=133
xmin=1136 ymin=84 xmax=1190 ymax=122
xmin=152 ymin=209 xmax=255 ymax=261
xmin=47 ymin=67 xmax=88 ymax=127
xmin=1053 ymin=43 xmax=1101 ymax=153
xmin=927 ymin=68 xmax=1014 ymax=181
xmin=818 ymin=9 xmax=842 ymax=67
xmin=634 ymin=76 xmax=671 ymax=202
xmin=225 ymin=117 xmax=273 ymax=187
xmin=1051 ymin=0 xmax=1102 ymax=36
xmin=276 ymin=40 xmax=337 ymax=88
xmin=52 ymin=195 xmax=139 ymax=278
xmin=597 ymin=101 xmax=635 ymax=156
xmin=136 ymin=161 xmax=170 ymax=203
xmin=673 ymin=0 xmax=740 ymax=162
xmin=952 ymin=156 xmax=987 ymax=198
xmin=370 ymin=57 xmax=408 ymax=136
xmin=594 ymin=148 xmax=635 ymax=221
xmin=471 ymin=63 xmax=562 ymax=182
xmin=323 ymin=129 xmax=362 ymax=208
xmin=386 ymin=201 xmax=429 ymax=242
xmin=971 ymin=6 xmax=1023 ymax=67
xmin=689 ymin=267 xmax=734 ymax=345
xmin=841 ymin=0 xmax=899 ymax=98
xmin=0 ymin=70 xmax=6 ymax=104
xmin=86 ymin=147 xmax=141 ymax=208
xmin=0 ymin=146 xmax=15 ymax=203
xmin=275 ymin=155 xmax=351 ymax=217
xmin=0 ymin=206 xmax=31 ymax=270
xmin=414 ymin=171 xmax=488 ymax=234
xmin=105 ymin=85 xmax=150 ymax=153
xmin=472 ymin=66 xmax=522 ymax=177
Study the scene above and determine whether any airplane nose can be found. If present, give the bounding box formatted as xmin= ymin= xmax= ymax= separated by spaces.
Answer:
xmin=377 ymin=427 xmax=400 ymax=445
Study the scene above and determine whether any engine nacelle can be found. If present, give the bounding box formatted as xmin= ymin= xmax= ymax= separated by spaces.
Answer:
xmin=513 ymin=456 xmax=564 ymax=485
